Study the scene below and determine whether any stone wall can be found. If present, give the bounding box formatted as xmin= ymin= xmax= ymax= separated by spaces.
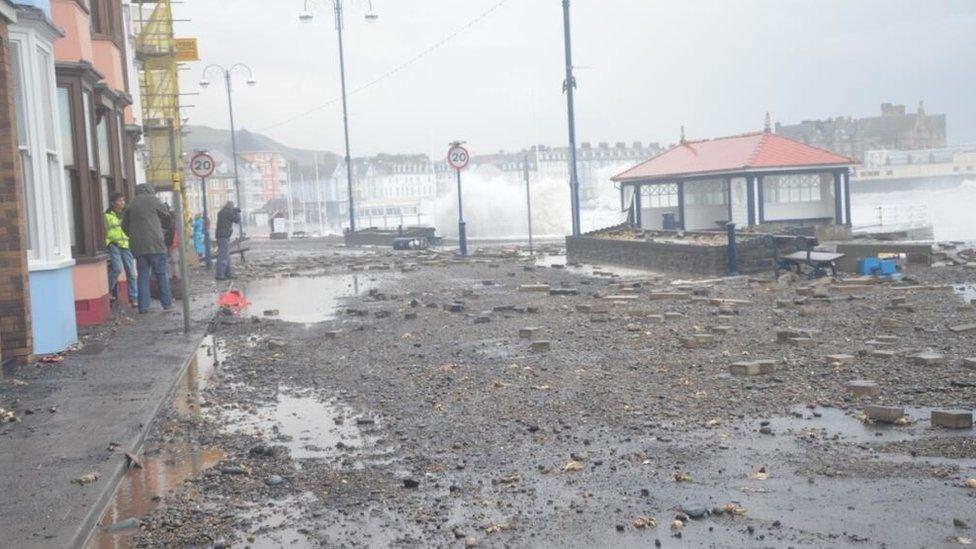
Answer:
xmin=0 ymin=20 xmax=33 ymax=363
xmin=566 ymin=228 xmax=799 ymax=277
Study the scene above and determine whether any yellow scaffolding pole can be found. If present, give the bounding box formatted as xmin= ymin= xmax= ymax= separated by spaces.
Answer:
xmin=134 ymin=0 xmax=190 ymax=228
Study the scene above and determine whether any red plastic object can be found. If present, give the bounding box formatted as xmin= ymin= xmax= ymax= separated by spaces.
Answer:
xmin=217 ymin=289 xmax=250 ymax=312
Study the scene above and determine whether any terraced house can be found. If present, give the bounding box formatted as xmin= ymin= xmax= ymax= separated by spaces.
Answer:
xmin=0 ymin=0 xmax=141 ymax=362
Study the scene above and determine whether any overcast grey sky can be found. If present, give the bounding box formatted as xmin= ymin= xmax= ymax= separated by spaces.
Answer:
xmin=177 ymin=0 xmax=976 ymax=157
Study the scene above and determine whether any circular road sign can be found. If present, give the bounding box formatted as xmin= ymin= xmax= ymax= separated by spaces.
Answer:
xmin=190 ymin=152 xmax=216 ymax=178
xmin=447 ymin=145 xmax=470 ymax=170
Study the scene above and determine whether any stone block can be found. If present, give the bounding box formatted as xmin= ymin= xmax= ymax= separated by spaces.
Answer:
xmin=664 ymin=312 xmax=685 ymax=320
xmin=864 ymin=405 xmax=905 ymax=423
xmin=549 ymin=288 xmax=579 ymax=296
xmin=930 ymin=409 xmax=973 ymax=429
xmin=324 ymin=331 xmax=340 ymax=340
xmin=826 ymin=354 xmax=855 ymax=365
xmin=603 ymin=295 xmax=638 ymax=302
xmin=775 ymin=299 xmax=795 ymax=309
xmin=847 ymin=380 xmax=880 ymax=397
xmin=870 ymin=349 xmax=896 ymax=358
xmin=949 ymin=323 xmax=976 ymax=334
xmin=530 ymin=340 xmax=552 ymax=352
xmin=964 ymin=357 xmax=976 ymax=370
xmin=789 ymin=337 xmax=816 ymax=347
xmin=474 ymin=316 xmax=491 ymax=324
xmin=879 ymin=318 xmax=908 ymax=330
xmin=912 ymin=352 xmax=946 ymax=366
xmin=519 ymin=284 xmax=551 ymax=292
xmin=404 ymin=312 xmax=418 ymax=320
xmin=729 ymin=361 xmax=761 ymax=376
xmin=710 ymin=325 xmax=733 ymax=334
xmin=649 ymin=292 xmax=691 ymax=301
xmin=755 ymin=359 xmax=777 ymax=374
xmin=646 ymin=314 xmax=665 ymax=324
xmin=519 ymin=327 xmax=542 ymax=339
xmin=874 ymin=335 xmax=898 ymax=343
xmin=864 ymin=339 xmax=894 ymax=348
xmin=589 ymin=313 xmax=609 ymax=323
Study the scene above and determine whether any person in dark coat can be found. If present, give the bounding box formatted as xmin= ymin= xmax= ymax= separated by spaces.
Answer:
xmin=215 ymin=201 xmax=241 ymax=280
xmin=122 ymin=184 xmax=174 ymax=313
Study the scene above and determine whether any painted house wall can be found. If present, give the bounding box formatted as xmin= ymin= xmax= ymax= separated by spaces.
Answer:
xmin=29 ymin=266 xmax=77 ymax=355
xmin=91 ymin=38 xmax=124 ymax=91
xmin=11 ymin=0 xmax=47 ymax=16
xmin=50 ymin=0 xmax=93 ymax=63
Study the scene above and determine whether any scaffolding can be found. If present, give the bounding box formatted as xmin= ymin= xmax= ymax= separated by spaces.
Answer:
xmin=133 ymin=0 xmax=183 ymax=193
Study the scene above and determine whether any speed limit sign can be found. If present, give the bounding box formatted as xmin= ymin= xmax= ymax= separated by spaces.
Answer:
xmin=447 ymin=145 xmax=469 ymax=170
xmin=190 ymin=152 xmax=216 ymax=178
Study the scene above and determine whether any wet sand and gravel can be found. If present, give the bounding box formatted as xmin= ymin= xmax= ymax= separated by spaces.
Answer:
xmin=93 ymin=239 xmax=976 ymax=548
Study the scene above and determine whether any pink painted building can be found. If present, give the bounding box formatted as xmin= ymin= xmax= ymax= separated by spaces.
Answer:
xmin=52 ymin=0 xmax=139 ymax=325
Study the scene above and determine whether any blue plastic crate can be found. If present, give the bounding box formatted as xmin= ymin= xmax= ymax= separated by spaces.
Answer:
xmin=858 ymin=257 xmax=898 ymax=276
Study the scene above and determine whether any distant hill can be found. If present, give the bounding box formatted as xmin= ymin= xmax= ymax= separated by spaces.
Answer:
xmin=182 ymin=125 xmax=339 ymax=173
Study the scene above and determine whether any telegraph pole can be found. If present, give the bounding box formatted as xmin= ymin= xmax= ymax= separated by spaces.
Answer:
xmin=562 ymin=0 xmax=581 ymax=236
xmin=168 ymin=120 xmax=191 ymax=334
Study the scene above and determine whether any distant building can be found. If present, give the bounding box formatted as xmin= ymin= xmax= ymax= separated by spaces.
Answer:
xmin=853 ymin=144 xmax=976 ymax=188
xmin=238 ymin=151 xmax=287 ymax=215
xmin=432 ymin=141 xmax=662 ymax=203
xmin=332 ymin=154 xmax=437 ymax=231
xmin=776 ymin=102 xmax=947 ymax=162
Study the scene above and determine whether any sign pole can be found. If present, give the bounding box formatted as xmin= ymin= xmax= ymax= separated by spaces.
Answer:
xmin=456 ymin=168 xmax=466 ymax=256
xmin=447 ymin=142 xmax=470 ymax=257
xmin=190 ymin=151 xmax=217 ymax=273
xmin=200 ymin=176 xmax=213 ymax=270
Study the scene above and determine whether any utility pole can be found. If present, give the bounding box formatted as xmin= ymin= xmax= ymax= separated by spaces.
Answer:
xmin=562 ymin=0 xmax=581 ymax=236
xmin=523 ymin=151 xmax=534 ymax=255
xmin=335 ymin=0 xmax=357 ymax=234
xmin=168 ymin=120 xmax=191 ymax=334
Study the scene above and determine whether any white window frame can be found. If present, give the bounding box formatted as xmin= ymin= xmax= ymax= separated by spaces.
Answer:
xmin=764 ymin=173 xmax=825 ymax=205
xmin=9 ymin=20 xmax=72 ymax=270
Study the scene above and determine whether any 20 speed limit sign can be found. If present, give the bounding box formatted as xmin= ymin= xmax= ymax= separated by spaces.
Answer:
xmin=190 ymin=152 xmax=216 ymax=178
xmin=447 ymin=145 xmax=469 ymax=170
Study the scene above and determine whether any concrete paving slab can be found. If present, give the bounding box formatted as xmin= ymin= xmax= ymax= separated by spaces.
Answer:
xmin=0 ymin=283 xmax=214 ymax=549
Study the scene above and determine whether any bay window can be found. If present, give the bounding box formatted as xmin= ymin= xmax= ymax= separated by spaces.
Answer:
xmin=9 ymin=18 xmax=71 ymax=267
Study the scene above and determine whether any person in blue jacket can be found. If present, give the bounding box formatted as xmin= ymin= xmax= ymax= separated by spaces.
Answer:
xmin=192 ymin=214 xmax=206 ymax=259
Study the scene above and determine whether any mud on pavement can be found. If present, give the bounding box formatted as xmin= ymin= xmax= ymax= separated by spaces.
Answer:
xmin=92 ymin=240 xmax=976 ymax=548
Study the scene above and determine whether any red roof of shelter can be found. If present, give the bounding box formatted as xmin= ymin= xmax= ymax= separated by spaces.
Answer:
xmin=612 ymin=131 xmax=854 ymax=183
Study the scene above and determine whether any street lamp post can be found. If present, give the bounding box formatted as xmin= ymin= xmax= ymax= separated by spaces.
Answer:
xmin=561 ymin=0 xmax=581 ymax=236
xmin=300 ymin=0 xmax=378 ymax=235
xmin=200 ymin=64 xmax=256 ymax=241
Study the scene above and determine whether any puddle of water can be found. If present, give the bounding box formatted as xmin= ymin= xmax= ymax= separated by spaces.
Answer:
xmin=89 ymin=443 xmax=224 ymax=549
xmin=240 ymin=274 xmax=394 ymax=324
xmin=245 ymin=492 xmax=318 ymax=549
xmin=174 ymin=335 xmax=225 ymax=418
xmin=954 ymin=283 xmax=975 ymax=304
xmin=535 ymin=253 xmax=662 ymax=279
xmin=91 ymin=336 xmax=228 ymax=548
xmin=753 ymin=405 xmax=975 ymax=448
xmin=220 ymin=388 xmax=377 ymax=460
